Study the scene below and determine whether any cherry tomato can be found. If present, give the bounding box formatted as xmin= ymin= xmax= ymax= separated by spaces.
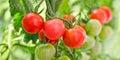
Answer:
xmin=38 ymin=29 xmax=45 ymax=40
xmin=44 ymin=18 xmax=65 ymax=40
xmin=10 ymin=46 xmax=31 ymax=60
xmin=90 ymin=9 xmax=107 ymax=24
xmin=79 ymin=22 xmax=86 ymax=29
xmin=35 ymin=44 xmax=56 ymax=60
xmin=46 ymin=38 xmax=58 ymax=45
xmin=63 ymin=25 xmax=86 ymax=48
xmin=38 ymin=29 xmax=58 ymax=44
xmin=57 ymin=56 xmax=70 ymax=60
xmin=22 ymin=12 xmax=44 ymax=34
xmin=63 ymin=14 xmax=76 ymax=23
xmin=100 ymin=6 xmax=112 ymax=23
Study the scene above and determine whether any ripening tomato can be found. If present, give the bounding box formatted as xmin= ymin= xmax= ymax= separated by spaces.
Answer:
xmin=22 ymin=12 xmax=44 ymax=34
xmin=38 ymin=29 xmax=45 ymax=40
xmin=80 ymin=22 xmax=86 ymax=29
xmin=44 ymin=18 xmax=65 ymax=40
xmin=90 ymin=9 xmax=107 ymax=24
xmin=63 ymin=25 xmax=86 ymax=48
xmin=100 ymin=6 xmax=112 ymax=23
xmin=46 ymin=38 xmax=58 ymax=45
xmin=38 ymin=29 xmax=58 ymax=45
xmin=63 ymin=14 xmax=76 ymax=23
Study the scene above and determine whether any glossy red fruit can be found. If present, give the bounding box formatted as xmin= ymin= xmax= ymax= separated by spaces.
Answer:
xmin=90 ymin=9 xmax=107 ymax=24
xmin=38 ymin=29 xmax=44 ymax=40
xmin=38 ymin=29 xmax=58 ymax=45
xmin=100 ymin=6 xmax=112 ymax=23
xmin=80 ymin=22 xmax=86 ymax=29
xmin=63 ymin=25 xmax=86 ymax=48
xmin=63 ymin=14 xmax=76 ymax=23
xmin=22 ymin=12 xmax=44 ymax=34
xmin=46 ymin=38 xmax=58 ymax=45
xmin=44 ymin=18 xmax=65 ymax=40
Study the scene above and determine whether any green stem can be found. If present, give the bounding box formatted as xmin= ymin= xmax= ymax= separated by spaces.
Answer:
xmin=57 ymin=17 xmax=73 ymax=28
xmin=55 ymin=41 xmax=59 ymax=57
xmin=45 ymin=0 xmax=56 ymax=19
xmin=34 ymin=0 xmax=44 ymax=13
xmin=0 ymin=43 xmax=8 ymax=47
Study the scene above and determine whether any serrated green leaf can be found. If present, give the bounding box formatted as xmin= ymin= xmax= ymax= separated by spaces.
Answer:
xmin=13 ymin=13 xmax=24 ymax=31
xmin=9 ymin=0 xmax=25 ymax=16
xmin=22 ymin=30 xmax=38 ymax=43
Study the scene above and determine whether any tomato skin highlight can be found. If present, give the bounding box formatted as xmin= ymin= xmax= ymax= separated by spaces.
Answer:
xmin=22 ymin=12 xmax=44 ymax=34
xmin=100 ymin=6 xmax=112 ymax=23
xmin=44 ymin=18 xmax=65 ymax=40
xmin=90 ymin=9 xmax=107 ymax=24
xmin=63 ymin=25 xmax=86 ymax=48
xmin=63 ymin=14 xmax=76 ymax=22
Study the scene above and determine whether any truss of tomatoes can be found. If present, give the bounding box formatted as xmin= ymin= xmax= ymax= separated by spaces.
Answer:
xmin=22 ymin=6 xmax=112 ymax=49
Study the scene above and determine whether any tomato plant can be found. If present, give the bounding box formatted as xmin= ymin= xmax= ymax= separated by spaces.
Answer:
xmin=90 ymin=9 xmax=107 ymax=24
xmin=100 ymin=6 xmax=112 ymax=23
xmin=0 ymin=0 xmax=116 ymax=60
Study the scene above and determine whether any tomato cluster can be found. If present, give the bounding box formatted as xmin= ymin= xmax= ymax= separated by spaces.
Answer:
xmin=90 ymin=6 xmax=112 ymax=24
xmin=21 ymin=6 xmax=113 ymax=60
xmin=22 ymin=13 xmax=86 ymax=48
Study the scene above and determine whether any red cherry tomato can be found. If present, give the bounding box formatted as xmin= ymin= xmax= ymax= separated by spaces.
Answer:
xmin=22 ymin=12 xmax=44 ymax=34
xmin=38 ymin=29 xmax=44 ymax=40
xmin=63 ymin=14 xmax=76 ymax=23
xmin=80 ymin=22 xmax=86 ymax=29
xmin=90 ymin=9 xmax=107 ymax=24
xmin=44 ymin=18 xmax=65 ymax=40
xmin=63 ymin=25 xmax=86 ymax=48
xmin=46 ymin=38 xmax=58 ymax=45
xmin=38 ymin=29 xmax=58 ymax=45
xmin=100 ymin=6 xmax=112 ymax=23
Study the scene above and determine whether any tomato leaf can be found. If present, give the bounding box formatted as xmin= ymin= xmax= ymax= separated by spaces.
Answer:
xmin=22 ymin=30 xmax=38 ymax=43
xmin=13 ymin=13 xmax=24 ymax=31
xmin=22 ymin=0 xmax=34 ymax=13
xmin=58 ymin=0 xmax=70 ymax=16
xmin=9 ymin=0 xmax=25 ymax=16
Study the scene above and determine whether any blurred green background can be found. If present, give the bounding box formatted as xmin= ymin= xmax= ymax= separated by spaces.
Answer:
xmin=0 ymin=0 xmax=120 ymax=59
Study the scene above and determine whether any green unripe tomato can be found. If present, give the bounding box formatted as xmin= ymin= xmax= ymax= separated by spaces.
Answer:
xmin=85 ymin=20 xmax=102 ymax=36
xmin=81 ymin=36 xmax=95 ymax=50
xmin=91 ymin=41 xmax=102 ymax=55
xmin=81 ymin=52 xmax=90 ymax=60
xmin=57 ymin=56 xmax=70 ymax=60
xmin=10 ymin=46 xmax=31 ymax=60
xmin=99 ymin=26 xmax=113 ymax=40
xmin=35 ymin=44 xmax=56 ymax=60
